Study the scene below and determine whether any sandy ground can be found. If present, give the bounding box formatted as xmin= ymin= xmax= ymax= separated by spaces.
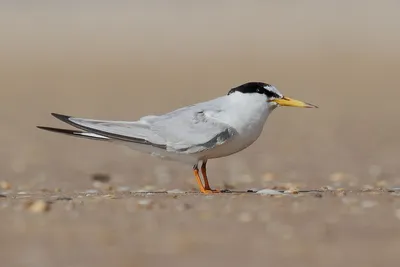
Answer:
xmin=1 ymin=1 xmax=400 ymax=266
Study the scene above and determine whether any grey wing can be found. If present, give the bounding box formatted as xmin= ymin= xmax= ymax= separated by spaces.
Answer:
xmin=149 ymin=104 xmax=237 ymax=153
xmin=48 ymin=102 xmax=236 ymax=154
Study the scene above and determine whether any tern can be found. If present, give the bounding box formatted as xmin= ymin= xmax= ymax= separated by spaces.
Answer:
xmin=38 ymin=82 xmax=317 ymax=193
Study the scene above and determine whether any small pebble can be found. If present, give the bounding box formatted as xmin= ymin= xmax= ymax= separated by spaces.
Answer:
xmin=84 ymin=189 xmax=99 ymax=195
xmin=279 ymin=182 xmax=300 ymax=190
xmin=375 ymin=180 xmax=388 ymax=188
xmin=103 ymin=185 xmax=114 ymax=191
xmin=284 ymin=189 xmax=299 ymax=194
xmin=103 ymin=194 xmax=116 ymax=199
xmin=91 ymin=173 xmax=111 ymax=183
xmin=220 ymin=189 xmax=232 ymax=193
xmin=0 ymin=181 xmax=11 ymax=190
xmin=256 ymin=189 xmax=284 ymax=195
xmin=167 ymin=189 xmax=185 ymax=194
xmin=116 ymin=186 xmax=131 ymax=192
xmin=320 ymin=186 xmax=334 ymax=191
xmin=26 ymin=200 xmax=51 ymax=213
xmin=248 ymin=188 xmax=261 ymax=192
xmin=362 ymin=185 xmax=374 ymax=191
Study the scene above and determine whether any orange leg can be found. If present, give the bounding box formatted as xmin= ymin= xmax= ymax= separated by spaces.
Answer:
xmin=198 ymin=161 xmax=220 ymax=193
xmin=193 ymin=165 xmax=206 ymax=193
xmin=201 ymin=160 xmax=211 ymax=190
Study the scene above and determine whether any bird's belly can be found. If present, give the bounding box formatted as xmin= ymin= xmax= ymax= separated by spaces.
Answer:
xmin=202 ymin=129 xmax=262 ymax=159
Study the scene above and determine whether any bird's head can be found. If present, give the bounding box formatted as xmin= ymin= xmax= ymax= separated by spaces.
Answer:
xmin=228 ymin=82 xmax=318 ymax=110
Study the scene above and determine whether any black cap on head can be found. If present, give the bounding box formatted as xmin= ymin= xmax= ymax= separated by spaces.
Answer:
xmin=227 ymin=82 xmax=282 ymax=98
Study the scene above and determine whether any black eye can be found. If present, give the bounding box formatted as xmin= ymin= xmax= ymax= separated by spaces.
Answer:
xmin=265 ymin=91 xmax=277 ymax=98
xmin=263 ymin=88 xmax=281 ymax=99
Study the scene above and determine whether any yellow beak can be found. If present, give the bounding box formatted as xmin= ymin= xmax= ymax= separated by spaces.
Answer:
xmin=271 ymin=97 xmax=318 ymax=108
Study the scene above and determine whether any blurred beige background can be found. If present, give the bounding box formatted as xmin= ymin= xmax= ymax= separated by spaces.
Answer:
xmin=1 ymin=2 xmax=400 ymax=266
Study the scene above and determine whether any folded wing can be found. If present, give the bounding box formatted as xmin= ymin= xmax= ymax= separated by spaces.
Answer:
xmin=40 ymin=101 xmax=236 ymax=154
xmin=149 ymin=105 xmax=237 ymax=153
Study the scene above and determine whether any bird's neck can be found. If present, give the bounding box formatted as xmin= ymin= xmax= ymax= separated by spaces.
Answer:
xmin=227 ymin=93 xmax=271 ymax=131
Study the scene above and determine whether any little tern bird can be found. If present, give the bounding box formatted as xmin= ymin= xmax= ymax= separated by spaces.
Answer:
xmin=37 ymin=82 xmax=317 ymax=193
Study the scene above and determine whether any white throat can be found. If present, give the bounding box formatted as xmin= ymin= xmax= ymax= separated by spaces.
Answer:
xmin=223 ymin=92 xmax=273 ymax=134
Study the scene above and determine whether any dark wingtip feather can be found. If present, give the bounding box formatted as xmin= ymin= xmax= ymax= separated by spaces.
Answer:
xmin=36 ymin=126 xmax=109 ymax=141
xmin=51 ymin=113 xmax=72 ymax=123
xmin=37 ymin=126 xmax=49 ymax=130
xmin=37 ymin=126 xmax=76 ymax=134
